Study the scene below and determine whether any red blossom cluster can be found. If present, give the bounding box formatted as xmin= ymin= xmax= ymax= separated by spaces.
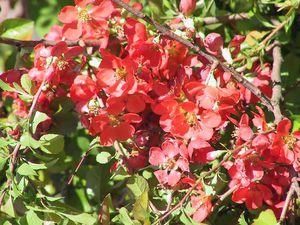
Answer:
xmin=1 ymin=0 xmax=299 ymax=223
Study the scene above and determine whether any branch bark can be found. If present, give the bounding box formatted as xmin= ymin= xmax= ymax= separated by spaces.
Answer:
xmin=203 ymin=13 xmax=249 ymax=25
xmin=271 ymin=42 xmax=283 ymax=124
xmin=111 ymin=0 xmax=273 ymax=111
xmin=0 ymin=37 xmax=104 ymax=48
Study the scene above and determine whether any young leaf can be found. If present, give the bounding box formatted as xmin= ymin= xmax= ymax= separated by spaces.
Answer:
xmin=1 ymin=197 xmax=16 ymax=218
xmin=0 ymin=18 xmax=34 ymax=40
xmin=132 ymin=192 xmax=149 ymax=222
xmin=252 ymin=209 xmax=277 ymax=225
xmin=39 ymin=134 xmax=64 ymax=154
xmin=60 ymin=212 xmax=97 ymax=225
xmin=20 ymin=133 xmax=41 ymax=149
xmin=21 ymin=74 xmax=35 ymax=95
xmin=127 ymin=175 xmax=149 ymax=199
xmin=32 ymin=111 xmax=49 ymax=134
xmin=26 ymin=210 xmax=43 ymax=225
xmin=17 ymin=163 xmax=38 ymax=176
xmin=0 ymin=79 xmax=15 ymax=92
xmin=96 ymin=152 xmax=112 ymax=164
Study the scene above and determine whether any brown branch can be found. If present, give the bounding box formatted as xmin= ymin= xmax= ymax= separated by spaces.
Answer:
xmin=0 ymin=2 xmax=273 ymax=111
xmin=0 ymin=36 xmax=104 ymax=48
xmin=212 ymin=184 xmax=239 ymax=211
xmin=111 ymin=0 xmax=273 ymax=111
xmin=278 ymin=183 xmax=295 ymax=225
xmin=271 ymin=42 xmax=283 ymax=124
xmin=203 ymin=13 xmax=249 ymax=25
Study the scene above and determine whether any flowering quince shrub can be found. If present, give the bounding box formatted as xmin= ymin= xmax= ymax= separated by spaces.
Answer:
xmin=0 ymin=0 xmax=300 ymax=224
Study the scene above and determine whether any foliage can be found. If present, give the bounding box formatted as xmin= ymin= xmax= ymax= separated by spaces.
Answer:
xmin=0 ymin=0 xmax=300 ymax=225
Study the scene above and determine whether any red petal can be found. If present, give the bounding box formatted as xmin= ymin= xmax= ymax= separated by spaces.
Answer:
xmin=167 ymin=170 xmax=181 ymax=186
xmin=51 ymin=41 xmax=68 ymax=56
xmin=149 ymin=147 xmax=165 ymax=166
xmin=64 ymin=46 xmax=83 ymax=59
xmin=62 ymin=21 xmax=82 ymax=40
xmin=58 ymin=6 xmax=78 ymax=24
xmin=115 ymin=122 xmax=134 ymax=141
xmin=100 ymin=125 xmax=116 ymax=146
xmin=90 ymin=0 xmax=114 ymax=19
xmin=277 ymin=118 xmax=291 ymax=135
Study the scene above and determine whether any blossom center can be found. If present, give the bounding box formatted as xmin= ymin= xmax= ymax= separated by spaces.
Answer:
xmin=78 ymin=9 xmax=91 ymax=22
xmin=164 ymin=157 xmax=177 ymax=170
xmin=108 ymin=115 xmax=120 ymax=127
xmin=56 ymin=59 xmax=69 ymax=71
xmin=185 ymin=112 xmax=197 ymax=126
xmin=168 ymin=44 xmax=178 ymax=56
xmin=115 ymin=68 xmax=128 ymax=80
xmin=282 ymin=135 xmax=297 ymax=150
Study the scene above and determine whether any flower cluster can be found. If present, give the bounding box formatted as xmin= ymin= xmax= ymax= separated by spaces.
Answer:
xmin=1 ymin=0 xmax=298 ymax=223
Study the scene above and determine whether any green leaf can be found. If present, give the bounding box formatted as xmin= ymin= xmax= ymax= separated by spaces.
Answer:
xmin=20 ymin=133 xmax=41 ymax=149
xmin=61 ymin=212 xmax=97 ymax=225
xmin=252 ymin=209 xmax=277 ymax=225
xmin=0 ymin=18 xmax=34 ymax=40
xmin=0 ymin=79 xmax=15 ymax=92
xmin=40 ymin=134 xmax=64 ymax=154
xmin=127 ymin=175 xmax=149 ymax=199
xmin=32 ymin=111 xmax=49 ymax=134
xmin=1 ymin=196 xmax=16 ymax=218
xmin=17 ymin=163 xmax=38 ymax=176
xmin=26 ymin=210 xmax=43 ymax=225
xmin=0 ymin=157 xmax=8 ymax=171
xmin=132 ymin=192 xmax=149 ymax=222
xmin=238 ymin=212 xmax=248 ymax=225
xmin=113 ymin=207 xmax=140 ymax=225
xmin=21 ymin=74 xmax=35 ymax=95
xmin=96 ymin=152 xmax=112 ymax=164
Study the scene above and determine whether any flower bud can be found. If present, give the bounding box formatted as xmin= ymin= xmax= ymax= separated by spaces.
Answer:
xmin=179 ymin=0 xmax=196 ymax=16
xmin=204 ymin=33 xmax=224 ymax=56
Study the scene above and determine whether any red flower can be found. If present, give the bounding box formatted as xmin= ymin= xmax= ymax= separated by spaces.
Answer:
xmin=232 ymin=183 xmax=273 ymax=210
xmin=154 ymin=100 xmax=214 ymax=140
xmin=272 ymin=119 xmax=300 ymax=169
xmin=149 ymin=139 xmax=189 ymax=187
xmin=29 ymin=42 xmax=83 ymax=84
xmin=89 ymin=108 xmax=141 ymax=146
xmin=191 ymin=194 xmax=212 ymax=223
xmin=58 ymin=0 xmax=114 ymax=44
xmin=97 ymin=49 xmax=138 ymax=97
xmin=70 ymin=75 xmax=97 ymax=102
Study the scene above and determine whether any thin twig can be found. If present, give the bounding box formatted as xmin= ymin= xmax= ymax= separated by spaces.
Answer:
xmin=11 ymin=143 xmax=21 ymax=174
xmin=67 ymin=147 xmax=94 ymax=185
xmin=260 ymin=20 xmax=288 ymax=48
xmin=271 ymin=42 xmax=283 ymax=124
xmin=110 ymin=0 xmax=273 ymax=111
xmin=212 ymin=184 xmax=239 ymax=211
xmin=278 ymin=183 xmax=295 ymax=225
xmin=0 ymin=37 xmax=104 ymax=48
xmin=202 ymin=13 xmax=249 ymax=25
